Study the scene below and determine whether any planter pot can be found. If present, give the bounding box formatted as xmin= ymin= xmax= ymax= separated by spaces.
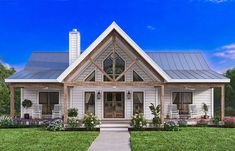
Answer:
xmin=24 ymin=113 xmax=30 ymax=119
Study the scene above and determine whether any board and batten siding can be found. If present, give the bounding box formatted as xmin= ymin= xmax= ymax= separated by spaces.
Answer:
xmin=68 ymin=36 xmax=160 ymax=82
xmin=163 ymin=87 xmax=213 ymax=118
xmin=70 ymin=86 xmax=158 ymax=120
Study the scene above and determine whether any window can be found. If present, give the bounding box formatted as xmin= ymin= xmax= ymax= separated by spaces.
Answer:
xmin=39 ymin=92 xmax=59 ymax=114
xmin=172 ymin=92 xmax=192 ymax=114
xmin=85 ymin=92 xmax=95 ymax=114
xmin=133 ymin=71 xmax=143 ymax=81
xmin=85 ymin=71 xmax=95 ymax=81
xmin=133 ymin=92 xmax=144 ymax=114
xmin=103 ymin=53 xmax=125 ymax=81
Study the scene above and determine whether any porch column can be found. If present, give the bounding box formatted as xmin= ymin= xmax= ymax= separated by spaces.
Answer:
xmin=160 ymin=85 xmax=165 ymax=123
xmin=221 ymin=85 xmax=225 ymax=121
xmin=10 ymin=85 xmax=15 ymax=118
xmin=64 ymin=84 xmax=68 ymax=124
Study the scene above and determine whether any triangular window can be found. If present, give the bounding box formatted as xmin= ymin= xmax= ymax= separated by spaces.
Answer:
xmin=85 ymin=71 xmax=95 ymax=81
xmin=133 ymin=71 xmax=143 ymax=81
xmin=103 ymin=53 xmax=125 ymax=81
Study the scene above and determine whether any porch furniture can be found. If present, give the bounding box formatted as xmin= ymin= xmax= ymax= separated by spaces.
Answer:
xmin=167 ymin=104 xmax=179 ymax=118
xmin=32 ymin=104 xmax=42 ymax=119
xmin=52 ymin=104 xmax=63 ymax=119
xmin=189 ymin=104 xmax=197 ymax=118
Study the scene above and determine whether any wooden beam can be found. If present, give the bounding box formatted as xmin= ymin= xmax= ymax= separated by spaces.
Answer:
xmin=115 ymin=59 xmax=137 ymax=81
xmin=89 ymin=58 xmax=113 ymax=81
xmin=10 ymin=85 xmax=15 ymax=118
xmin=65 ymin=81 xmax=162 ymax=87
xmin=10 ymin=83 xmax=63 ymax=88
xmin=166 ymin=83 xmax=225 ymax=88
xmin=160 ymin=85 xmax=165 ymax=123
xmin=63 ymin=84 xmax=68 ymax=124
xmin=64 ymin=31 xmax=114 ymax=82
xmin=112 ymin=36 xmax=116 ymax=81
xmin=221 ymin=85 xmax=225 ymax=121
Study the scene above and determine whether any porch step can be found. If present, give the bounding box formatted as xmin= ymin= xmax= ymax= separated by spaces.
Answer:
xmin=100 ymin=127 xmax=128 ymax=132
xmin=100 ymin=123 xmax=130 ymax=132
xmin=101 ymin=120 xmax=130 ymax=124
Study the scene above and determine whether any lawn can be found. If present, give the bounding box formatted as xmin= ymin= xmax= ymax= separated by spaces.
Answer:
xmin=0 ymin=128 xmax=98 ymax=151
xmin=131 ymin=127 xmax=235 ymax=151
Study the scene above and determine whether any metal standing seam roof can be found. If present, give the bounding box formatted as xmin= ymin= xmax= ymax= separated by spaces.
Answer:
xmin=146 ymin=52 xmax=227 ymax=80
xmin=7 ymin=52 xmax=69 ymax=79
xmin=7 ymin=51 xmax=228 ymax=80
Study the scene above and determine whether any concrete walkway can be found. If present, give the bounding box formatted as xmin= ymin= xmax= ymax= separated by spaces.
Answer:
xmin=88 ymin=131 xmax=131 ymax=151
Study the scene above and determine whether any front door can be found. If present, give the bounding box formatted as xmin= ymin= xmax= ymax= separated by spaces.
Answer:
xmin=104 ymin=92 xmax=125 ymax=118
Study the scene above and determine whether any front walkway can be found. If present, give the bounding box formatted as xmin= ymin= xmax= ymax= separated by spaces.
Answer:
xmin=88 ymin=131 xmax=131 ymax=151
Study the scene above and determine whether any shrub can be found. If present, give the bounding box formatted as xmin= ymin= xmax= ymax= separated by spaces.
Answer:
xmin=130 ymin=113 xmax=147 ymax=129
xmin=178 ymin=120 xmax=188 ymax=127
xmin=22 ymin=99 xmax=32 ymax=108
xmin=164 ymin=121 xmax=179 ymax=131
xmin=82 ymin=113 xmax=100 ymax=130
xmin=149 ymin=103 xmax=161 ymax=127
xmin=68 ymin=108 xmax=78 ymax=117
xmin=46 ymin=119 xmax=64 ymax=131
xmin=212 ymin=116 xmax=221 ymax=126
xmin=224 ymin=119 xmax=235 ymax=128
xmin=0 ymin=116 xmax=12 ymax=127
xmin=68 ymin=117 xmax=80 ymax=128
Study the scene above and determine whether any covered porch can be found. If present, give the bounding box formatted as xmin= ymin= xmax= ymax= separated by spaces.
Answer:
xmin=9 ymin=82 xmax=226 ymax=124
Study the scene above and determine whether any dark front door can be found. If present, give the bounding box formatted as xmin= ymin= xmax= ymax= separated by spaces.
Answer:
xmin=104 ymin=92 xmax=125 ymax=118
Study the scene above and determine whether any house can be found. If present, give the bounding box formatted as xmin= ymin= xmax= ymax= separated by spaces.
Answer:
xmin=5 ymin=22 xmax=229 ymax=124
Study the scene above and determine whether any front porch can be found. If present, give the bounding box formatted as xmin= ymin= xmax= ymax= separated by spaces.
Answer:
xmin=9 ymin=82 xmax=226 ymax=124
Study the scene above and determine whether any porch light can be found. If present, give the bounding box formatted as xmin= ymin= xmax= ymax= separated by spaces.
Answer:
xmin=127 ymin=91 xmax=131 ymax=99
xmin=97 ymin=91 xmax=101 ymax=99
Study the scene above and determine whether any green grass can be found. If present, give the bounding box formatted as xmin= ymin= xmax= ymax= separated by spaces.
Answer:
xmin=131 ymin=127 xmax=235 ymax=151
xmin=0 ymin=128 xmax=98 ymax=151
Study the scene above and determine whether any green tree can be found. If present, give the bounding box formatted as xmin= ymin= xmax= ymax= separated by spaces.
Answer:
xmin=214 ymin=68 xmax=235 ymax=116
xmin=0 ymin=62 xmax=20 ymax=116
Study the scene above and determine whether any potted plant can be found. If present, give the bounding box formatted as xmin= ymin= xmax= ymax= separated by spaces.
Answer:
xmin=202 ymin=103 xmax=209 ymax=119
xmin=149 ymin=103 xmax=161 ymax=127
xmin=22 ymin=99 xmax=32 ymax=119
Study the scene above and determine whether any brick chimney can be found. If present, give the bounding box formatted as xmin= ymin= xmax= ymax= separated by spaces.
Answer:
xmin=69 ymin=28 xmax=80 ymax=65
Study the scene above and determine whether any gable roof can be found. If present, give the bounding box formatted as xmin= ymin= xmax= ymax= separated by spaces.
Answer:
xmin=57 ymin=22 xmax=171 ymax=82
xmin=5 ymin=22 xmax=230 ymax=83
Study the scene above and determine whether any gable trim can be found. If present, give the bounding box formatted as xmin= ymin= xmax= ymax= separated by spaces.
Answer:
xmin=57 ymin=22 xmax=171 ymax=82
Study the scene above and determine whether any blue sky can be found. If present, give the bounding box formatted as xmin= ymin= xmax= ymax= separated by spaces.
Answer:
xmin=0 ymin=0 xmax=235 ymax=72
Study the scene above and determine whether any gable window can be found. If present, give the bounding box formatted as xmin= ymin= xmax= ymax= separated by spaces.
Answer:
xmin=133 ymin=71 xmax=144 ymax=81
xmin=85 ymin=92 xmax=95 ymax=114
xmin=172 ymin=92 xmax=192 ymax=114
xmin=85 ymin=71 xmax=95 ymax=81
xmin=133 ymin=92 xmax=144 ymax=115
xmin=103 ymin=53 xmax=125 ymax=81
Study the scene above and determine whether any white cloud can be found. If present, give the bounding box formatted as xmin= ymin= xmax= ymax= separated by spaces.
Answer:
xmin=191 ymin=0 xmax=232 ymax=3
xmin=214 ymin=43 xmax=235 ymax=59
xmin=207 ymin=0 xmax=230 ymax=3
xmin=146 ymin=25 xmax=156 ymax=31
xmin=0 ymin=60 xmax=12 ymax=69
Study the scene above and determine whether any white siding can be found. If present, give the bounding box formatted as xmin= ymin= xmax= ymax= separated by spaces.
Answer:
xmin=164 ymin=87 xmax=213 ymax=118
xmin=70 ymin=86 xmax=157 ymax=120
xmin=21 ymin=88 xmax=64 ymax=118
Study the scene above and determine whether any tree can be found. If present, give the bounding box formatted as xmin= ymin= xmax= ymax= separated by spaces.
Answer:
xmin=214 ymin=68 xmax=235 ymax=116
xmin=0 ymin=62 xmax=20 ymax=116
